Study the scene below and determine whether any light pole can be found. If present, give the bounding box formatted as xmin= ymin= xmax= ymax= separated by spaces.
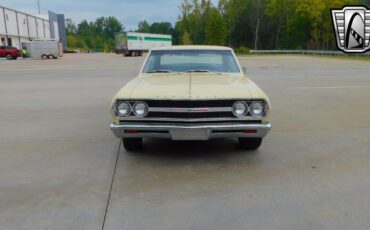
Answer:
xmin=37 ymin=0 xmax=40 ymax=14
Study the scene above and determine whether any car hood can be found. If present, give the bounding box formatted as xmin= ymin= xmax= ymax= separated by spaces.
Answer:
xmin=114 ymin=73 xmax=268 ymax=100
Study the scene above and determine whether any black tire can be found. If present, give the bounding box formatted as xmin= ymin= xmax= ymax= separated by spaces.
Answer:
xmin=123 ymin=138 xmax=143 ymax=151
xmin=123 ymin=48 xmax=128 ymax=57
xmin=138 ymin=51 xmax=143 ymax=56
xmin=41 ymin=54 xmax=48 ymax=59
xmin=48 ymin=54 xmax=55 ymax=59
xmin=6 ymin=54 xmax=13 ymax=60
xmin=238 ymin=138 xmax=263 ymax=150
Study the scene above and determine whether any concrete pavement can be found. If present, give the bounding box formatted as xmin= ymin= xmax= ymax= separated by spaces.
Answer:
xmin=0 ymin=54 xmax=369 ymax=230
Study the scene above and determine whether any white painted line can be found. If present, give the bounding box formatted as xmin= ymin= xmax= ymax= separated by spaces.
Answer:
xmin=293 ymin=86 xmax=370 ymax=90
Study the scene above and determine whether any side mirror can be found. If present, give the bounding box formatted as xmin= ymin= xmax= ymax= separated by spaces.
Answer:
xmin=242 ymin=67 xmax=247 ymax=74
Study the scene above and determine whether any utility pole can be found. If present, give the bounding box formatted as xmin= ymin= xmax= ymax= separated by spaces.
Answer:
xmin=37 ymin=0 xmax=40 ymax=14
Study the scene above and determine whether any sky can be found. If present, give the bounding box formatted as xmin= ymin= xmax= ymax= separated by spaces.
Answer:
xmin=1 ymin=0 xmax=217 ymax=30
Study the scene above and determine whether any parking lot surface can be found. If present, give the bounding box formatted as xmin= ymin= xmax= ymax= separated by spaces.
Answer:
xmin=0 ymin=54 xmax=369 ymax=230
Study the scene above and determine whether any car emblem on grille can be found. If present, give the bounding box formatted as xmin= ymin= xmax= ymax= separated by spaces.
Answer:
xmin=331 ymin=6 xmax=370 ymax=53
xmin=171 ymin=108 xmax=209 ymax=113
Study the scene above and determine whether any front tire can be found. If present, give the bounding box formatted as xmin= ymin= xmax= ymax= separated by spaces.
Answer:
xmin=238 ymin=138 xmax=262 ymax=150
xmin=6 ymin=54 xmax=13 ymax=60
xmin=122 ymin=138 xmax=142 ymax=151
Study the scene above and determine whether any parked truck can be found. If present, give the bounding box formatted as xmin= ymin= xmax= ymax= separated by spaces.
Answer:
xmin=115 ymin=32 xmax=172 ymax=57
xmin=22 ymin=40 xmax=62 ymax=59
xmin=0 ymin=46 xmax=21 ymax=60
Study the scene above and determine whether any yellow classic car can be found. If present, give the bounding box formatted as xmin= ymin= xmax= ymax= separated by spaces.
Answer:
xmin=110 ymin=46 xmax=271 ymax=151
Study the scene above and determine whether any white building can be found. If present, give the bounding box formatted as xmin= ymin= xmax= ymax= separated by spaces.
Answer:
xmin=0 ymin=5 xmax=66 ymax=49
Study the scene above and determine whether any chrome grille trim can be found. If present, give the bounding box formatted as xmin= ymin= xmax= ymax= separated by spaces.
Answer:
xmin=118 ymin=117 xmax=262 ymax=122
xmin=148 ymin=107 xmax=232 ymax=113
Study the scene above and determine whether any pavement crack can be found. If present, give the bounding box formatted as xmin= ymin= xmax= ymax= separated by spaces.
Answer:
xmin=101 ymin=140 xmax=121 ymax=230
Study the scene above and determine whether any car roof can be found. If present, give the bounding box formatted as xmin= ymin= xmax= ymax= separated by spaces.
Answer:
xmin=150 ymin=45 xmax=233 ymax=51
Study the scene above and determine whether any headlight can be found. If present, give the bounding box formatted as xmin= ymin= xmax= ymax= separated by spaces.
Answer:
xmin=232 ymin=101 xmax=248 ymax=117
xmin=133 ymin=102 xmax=149 ymax=117
xmin=250 ymin=101 xmax=265 ymax=118
xmin=117 ymin=102 xmax=131 ymax=117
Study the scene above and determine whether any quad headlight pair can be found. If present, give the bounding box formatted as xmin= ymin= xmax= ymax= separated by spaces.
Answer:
xmin=115 ymin=101 xmax=148 ymax=118
xmin=232 ymin=101 xmax=266 ymax=118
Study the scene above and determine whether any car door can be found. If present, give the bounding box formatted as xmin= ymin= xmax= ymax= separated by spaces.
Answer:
xmin=0 ymin=46 xmax=5 ymax=57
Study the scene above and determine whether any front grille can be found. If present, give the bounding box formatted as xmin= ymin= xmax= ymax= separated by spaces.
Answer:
xmin=145 ymin=100 xmax=236 ymax=108
xmin=147 ymin=111 xmax=234 ymax=119
xmin=116 ymin=100 xmax=266 ymax=120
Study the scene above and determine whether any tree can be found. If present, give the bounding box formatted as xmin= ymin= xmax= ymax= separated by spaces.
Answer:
xmin=176 ymin=0 xmax=223 ymax=45
xmin=182 ymin=31 xmax=192 ymax=44
xmin=249 ymin=0 xmax=264 ymax=49
xmin=65 ymin=18 xmax=77 ymax=35
xmin=265 ymin=0 xmax=292 ymax=48
xmin=137 ymin=20 xmax=151 ymax=33
xmin=218 ymin=0 xmax=249 ymax=46
xmin=67 ymin=34 xmax=77 ymax=47
xmin=205 ymin=8 xmax=226 ymax=45
xmin=77 ymin=20 xmax=91 ymax=35
xmin=68 ymin=17 xmax=125 ymax=52
xmin=150 ymin=22 xmax=173 ymax=34
xmin=177 ymin=0 xmax=195 ymax=44
xmin=67 ymin=0 xmax=370 ymax=52
xmin=358 ymin=0 xmax=370 ymax=4
xmin=104 ymin=16 xmax=124 ymax=38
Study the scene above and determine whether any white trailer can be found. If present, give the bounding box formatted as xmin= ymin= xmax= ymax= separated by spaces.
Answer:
xmin=120 ymin=32 xmax=172 ymax=57
xmin=21 ymin=40 xmax=62 ymax=59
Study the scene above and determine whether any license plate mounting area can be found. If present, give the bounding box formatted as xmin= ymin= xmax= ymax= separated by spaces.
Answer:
xmin=170 ymin=128 xmax=210 ymax=140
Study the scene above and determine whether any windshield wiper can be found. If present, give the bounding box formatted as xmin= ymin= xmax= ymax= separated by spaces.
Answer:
xmin=186 ymin=70 xmax=225 ymax=74
xmin=186 ymin=69 xmax=211 ymax=73
xmin=147 ymin=70 xmax=173 ymax=73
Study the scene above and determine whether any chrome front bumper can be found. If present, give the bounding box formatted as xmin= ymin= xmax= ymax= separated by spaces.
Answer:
xmin=110 ymin=122 xmax=271 ymax=140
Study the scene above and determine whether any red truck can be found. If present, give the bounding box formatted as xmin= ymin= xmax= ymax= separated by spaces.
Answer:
xmin=0 ymin=46 xmax=21 ymax=60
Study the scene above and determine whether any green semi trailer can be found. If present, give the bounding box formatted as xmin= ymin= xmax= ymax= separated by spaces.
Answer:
xmin=115 ymin=32 xmax=172 ymax=57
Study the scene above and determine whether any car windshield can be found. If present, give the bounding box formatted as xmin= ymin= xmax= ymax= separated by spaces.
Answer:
xmin=142 ymin=50 xmax=241 ymax=73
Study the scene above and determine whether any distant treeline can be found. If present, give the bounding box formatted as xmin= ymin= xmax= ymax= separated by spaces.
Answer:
xmin=65 ymin=17 xmax=124 ymax=52
xmin=66 ymin=0 xmax=370 ymax=52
